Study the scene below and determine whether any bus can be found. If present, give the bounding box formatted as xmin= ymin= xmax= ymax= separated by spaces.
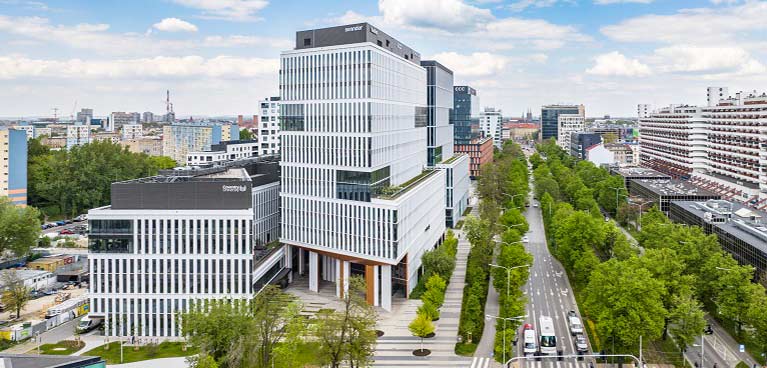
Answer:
xmin=539 ymin=316 xmax=557 ymax=355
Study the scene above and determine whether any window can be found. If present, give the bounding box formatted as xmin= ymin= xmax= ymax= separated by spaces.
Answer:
xmin=377 ymin=40 xmax=382 ymax=47
xmin=385 ymin=40 xmax=390 ymax=47
xmin=303 ymin=38 xmax=311 ymax=46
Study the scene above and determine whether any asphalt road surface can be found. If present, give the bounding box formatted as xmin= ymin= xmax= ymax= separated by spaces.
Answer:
xmin=514 ymin=188 xmax=593 ymax=368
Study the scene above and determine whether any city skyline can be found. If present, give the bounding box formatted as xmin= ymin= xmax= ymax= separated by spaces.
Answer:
xmin=2 ymin=0 xmax=767 ymax=118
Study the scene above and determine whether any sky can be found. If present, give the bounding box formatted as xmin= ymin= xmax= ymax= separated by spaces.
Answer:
xmin=1 ymin=0 xmax=767 ymax=118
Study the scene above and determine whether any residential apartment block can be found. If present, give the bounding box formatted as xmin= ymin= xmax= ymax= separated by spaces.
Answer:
xmin=257 ymin=97 xmax=281 ymax=156
xmin=66 ymin=124 xmax=91 ymax=149
xmin=162 ymin=122 xmax=239 ymax=164
xmin=557 ymin=114 xmax=585 ymax=151
xmin=639 ymin=88 xmax=767 ymax=207
xmin=480 ymin=107 xmax=503 ymax=148
xmin=455 ymin=137 xmax=494 ymax=179
xmin=121 ymin=124 xmax=143 ymax=141
xmin=0 ymin=127 xmax=27 ymax=206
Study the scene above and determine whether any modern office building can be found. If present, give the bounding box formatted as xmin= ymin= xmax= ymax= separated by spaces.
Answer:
xmin=628 ymin=178 xmax=720 ymax=213
xmin=107 ymin=112 xmax=139 ymax=132
xmin=610 ymin=166 xmax=673 ymax=192
xmin=669 ymin=199 xmax=767 ymax=285
xmin=421 ymin=60 xmax=455 ymax=166
xmin=569 ymin=132 xmax=602 ymax=160
xmin=0 ymin=127 xmax=27 ymax=206
xmin=436 ymin=155 xmax=470 ymax=227
xmin=88 ymin=157 xmax=283 ymax=337
xmin=186 ymin=140 xmax=259 ymax=166
xmin=479 ymin=107 xmax=503 ymax=148
xmin=639 ymin=88 xmax=767 ymax=207
xmin=121 ymin=124 xmax=143 ymax=140
xmin=279 ymin=23 xmax=446 ymax=310
xmin=257 ymin=97 xmax=281 ymax=155
xmin=455 ymin=137 xmax=494 ymax=179
xmin=557 ymin=113 xmax=585 ymax=150
xmin=451 ymin=86 xmax=480 ymax=145
xmin=76 ymin=108 xmax=93 ymax=124
xmin=541 ymin=104 xmax=584 ymax=141
xmin=66 ymin=123 xmax=91 ymax=149
xmin=0 ymin=354 xmax=105 ymax=368
xmin=421 ymin=60 xmax=470 ymax=227
xmin=162 ymin=122 xmax=239 ymax=164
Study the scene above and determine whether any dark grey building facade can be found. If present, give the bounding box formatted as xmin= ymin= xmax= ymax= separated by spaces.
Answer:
xmin=451 ymin=86 xmax=480 ymax=145
xmin=542 ymin=105 xmax=581 ymax=141
xmin=421 ymin=60 xmax=454 ymax=166
xmin=295 ymin=23 xmax=420 ymax=64
xmin=669 ymin=200 xmax=767 ymax=285
xmin=569 ymin=132 xmax=602 ymax=160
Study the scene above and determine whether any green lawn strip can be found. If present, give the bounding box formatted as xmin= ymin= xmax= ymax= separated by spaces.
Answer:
xmin=711 ymin=313 xmax=766 ymax=365
xmin=81 ymin=341 xmax=198 ymax=365
xmin=455 ymin=342 xmax=477 ymax=356
xmin=27 ymin=340 xmax=85 ymax=355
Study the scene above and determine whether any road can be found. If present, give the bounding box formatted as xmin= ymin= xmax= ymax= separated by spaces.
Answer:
xmin=516 ymin=184 xmax=592 ymax=368
xmin=3 ymin=316 xmax=82 ymax=353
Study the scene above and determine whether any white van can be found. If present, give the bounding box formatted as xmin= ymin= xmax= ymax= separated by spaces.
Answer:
xmin=523 ymin=327 xmax=537 ymax=356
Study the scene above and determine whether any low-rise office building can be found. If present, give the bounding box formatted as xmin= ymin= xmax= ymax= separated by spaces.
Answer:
xmin=569 ymin=132 xmax=602 ymax=160
xmin=436 ymin=154 xmax=470 ymax=227
xmin=629 ymin=178 xmax=720 ymax=213
xmin=610 ymin=166 xmax=672 ymax=192
xmin=88 ymin=157 xmax=282 ymax=337
xmin=0 ymin=269 xmax=55 ymax=291
xmin=669 ymin=199 xmax=767 ymax=285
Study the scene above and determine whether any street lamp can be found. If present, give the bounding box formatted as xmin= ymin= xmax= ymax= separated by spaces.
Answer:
xmin=499 ymin=240 xmax=523 ymax=247
xmin=486 ymin=314 xmax=527 ymax=365
xmin=609 ymin=187 xmax=623 ymax=216
xmin=693 ymin=336 xmax=706 ymax=368
xmin=503 ymin=193 xmax=524 ymax=208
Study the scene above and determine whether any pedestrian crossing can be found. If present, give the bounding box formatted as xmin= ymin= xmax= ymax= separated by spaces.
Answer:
xmin=471 ymin=357 xmax=493 ymax=368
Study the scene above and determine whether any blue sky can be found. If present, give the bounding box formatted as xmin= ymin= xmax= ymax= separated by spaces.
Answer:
xmin=1 ymin=0 xmax=766 ymax=118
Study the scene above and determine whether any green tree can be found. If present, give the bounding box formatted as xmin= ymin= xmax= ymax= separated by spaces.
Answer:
xmin=554 ymin=211 xmax=605 ymax=269
xmin=150 ymin=156 xmax=177 ymax=169
xmin=409 ymin=313 xmax=435 ymax=353
xmin=315 ymin=276 xmax=377 ymax=368
xmin=420 ymin=249 xmax=455 ymax=282
xmin=499 ymin=208 xmax=528 ymax=234
xmin=0 ymin=198 xmax=41 ymax=256
xmin=668 ymin=288 xmax=706 ymax=352
xmin=417 ymin=301 xmax=440 ymax=321
xmin=602 ymin=132 xmax=618 ymax=144
xmin=747 ymin=290 xmax=767 ymax=358
xmin=190 ymin=354 xmax=219 ymax=368
xmin=714 ymin=264 xmax=761 ymax=333
xmin=239 ymin=129 xmax=254 ymax=140
xmin=1 ymin=270 xmax=31 ymax=318
xmin=584 ymin=259 xmax=666 ymax=350
xmin=463 ymin=216 xmax=491 ymax=247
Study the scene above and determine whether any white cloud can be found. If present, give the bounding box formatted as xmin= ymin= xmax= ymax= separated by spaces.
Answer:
xmin=507 ymin=0 xmax=558 ymax=12
xmin=586 ymin=51 xmax=651 ymax=77
xmin=202 ymin=35 xmax=292 ymax=49
xmin=652 ymin=45 xmax=766 ymax=75
xmin=379 ymin=0 xmax=493 ymax=32
xmin=429 ymin=51 xmax=508 ymax=77
xmin=600 ymin=2 xmax=767 ymax=45
xmin=594 ymin=0 xmax=653 ymax=4
xmin=530 ymin=53 xmax=548 ymax=63
xmin=152 ymin=18 xmax=198 ymax=32
xmin=0 ymin=55 xmax=279 ymax=80
xmin=171 ymin=0 xmax=269 ymax=21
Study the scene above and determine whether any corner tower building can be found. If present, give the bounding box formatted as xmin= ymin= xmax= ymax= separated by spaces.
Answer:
xmin=279 ymin=23 xmax=446 ymax=310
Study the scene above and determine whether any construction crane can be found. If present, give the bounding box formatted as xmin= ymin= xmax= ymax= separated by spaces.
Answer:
xmin=51 ymin=107 xmax=59 ymax=122
xmin=69 ymin=100 xmax=78 ymax=122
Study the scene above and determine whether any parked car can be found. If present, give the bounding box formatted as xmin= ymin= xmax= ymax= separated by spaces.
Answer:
xmin=76 ymin=316 xmax=102 ymax=334
xmin=55 ymin=220 xmax=66 ymax=226
xmin=59 ymin=229 xmax=74 ymax=235
xmin=522 ymin=236 xmax=530 ymax=243
xmin=74 ymin=214 xmax=88 ymax=222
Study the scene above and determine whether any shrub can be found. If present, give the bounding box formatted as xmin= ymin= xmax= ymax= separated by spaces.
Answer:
xmin=417 ymin=301 xmax=440 ymax=321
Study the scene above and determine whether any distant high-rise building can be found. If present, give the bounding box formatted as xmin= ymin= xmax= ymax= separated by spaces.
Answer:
xmin=257 ymin=97 xmax=281 ymax=156
xmin=142 ymin=112 xmax=154 ymax=123
xmin=479 ymin=107 xmax=503 ymax=148
xmin=162 ymin=122 xmax=239 ymax=164
xmin=11 ymin=125 xmax=34 ymax=140
xmin=451 ymin=86 xmax=480 ymax=145
xmin=541 ymin=104 xmax=584 ymax=141
xmin=76 ymin=108 xmax=93 ymax=124
xmin=108 ymin=112 xmax=139 ymax=132
xmin=0 ymin=127 xmax=27 ymax=206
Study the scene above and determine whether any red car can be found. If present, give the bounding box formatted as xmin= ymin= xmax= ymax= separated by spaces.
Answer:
xmin=523 ymin=323 xmax=534 ymax=331
xmin=59 ymin=229 xmax=74 ymax=235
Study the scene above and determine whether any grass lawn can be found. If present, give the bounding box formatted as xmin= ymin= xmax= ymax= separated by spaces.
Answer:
xmin=27 ymin=340 xmax=85 ymax=355
xmin=290 ymin=342 xmax=322 ymax=366
xmin=81 ymin=341 xmax=198 ymax=365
